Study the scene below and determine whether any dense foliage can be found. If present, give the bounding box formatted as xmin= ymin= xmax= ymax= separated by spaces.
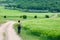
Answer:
xmin=0 ymin=0 xmax=60 ymax=12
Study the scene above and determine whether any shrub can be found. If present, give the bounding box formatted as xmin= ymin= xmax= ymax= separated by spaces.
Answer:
xmin=56 ymin=36 xmax=60 ymax=40
xmin=4 ymin=16 xmax=6 ymax=18
xmin=45 ymin=15 xmax=49 ymax=18
xmin=47 ymin=36 xmax=54 ymax=40
xmin=34 ymin=15 xmax=37 ymax=18
xmin=47 ymin=35 xmax=60 ymax=40
xmin=20 ymin=16 xmax=22 ymax=18
xmin=22 ymin=15 xmax=27 ymax=19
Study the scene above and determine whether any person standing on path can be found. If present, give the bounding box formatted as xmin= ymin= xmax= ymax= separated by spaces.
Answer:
xmin=17 ymin=20 xmax=21 ymax=34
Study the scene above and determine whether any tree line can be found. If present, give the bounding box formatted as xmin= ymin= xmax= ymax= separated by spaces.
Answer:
xmin=1 ymin=0 xmax=60 ymax=12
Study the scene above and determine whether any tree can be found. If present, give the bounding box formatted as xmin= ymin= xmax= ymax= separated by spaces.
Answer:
xmin=1 ymin=0 xmax=60 ymax=12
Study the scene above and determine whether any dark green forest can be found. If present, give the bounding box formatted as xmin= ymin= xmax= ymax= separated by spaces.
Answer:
xmin=0 ymin=0 xmax=60 ymax=12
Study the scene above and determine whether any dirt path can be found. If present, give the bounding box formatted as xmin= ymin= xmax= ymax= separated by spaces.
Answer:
xmin=0 ymin=21 xmax=22 ymax=40
xmin=0 ymin=23 xmax=7 ymax=40
xmin=52 ymin=13 xmax=58 ymax=18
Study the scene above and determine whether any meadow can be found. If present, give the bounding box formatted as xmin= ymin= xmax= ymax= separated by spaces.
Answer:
xmin=0 ymin=7 xmax=60 ymax=40
xmin=0 ymin=6 xmax=53 ymax=20
xmin=14 ymin=18 xmax=60 ymax=40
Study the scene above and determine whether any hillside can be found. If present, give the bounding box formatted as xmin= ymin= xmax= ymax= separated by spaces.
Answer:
xmin=0 ymin=0 xmax=60 ymax=12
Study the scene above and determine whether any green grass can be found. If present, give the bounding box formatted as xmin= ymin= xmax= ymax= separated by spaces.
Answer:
xmin=14 ymin=23 xmax=40 ymax=40
xmin=14 ymin=18 xmax=60 ymax=40
xmin=0 ymin=19 xmax=6 ymax=24
xmin=0 ymin=7 xmax=54 ymax=20
xmin=0 ymin=7 xmax=60 ymax=40
xmin=22 ymin=18 xmax=60 ymax=36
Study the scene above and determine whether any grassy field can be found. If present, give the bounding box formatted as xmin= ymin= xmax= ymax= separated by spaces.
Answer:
xmin=14 ymin=18 xmax=60 ymax=40
xmin=0 ymin=7 xmax=54 ymax=20
xmin=0 ymin=7 xmax=60 ymax=40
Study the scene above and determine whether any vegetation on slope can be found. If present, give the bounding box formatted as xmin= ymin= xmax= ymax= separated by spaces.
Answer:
xmin=0 ymin=0 xmax=60 ymax=12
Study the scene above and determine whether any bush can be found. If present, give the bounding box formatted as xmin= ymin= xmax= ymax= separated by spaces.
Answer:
xmin=4 ymin=16 xmax=6 ymax=18
xmin=56 ymin=36 xmax=60 ymax=40
xmin=22 ymin=15 xmax=27 ymax=19
xmin=47 ymin=36 xmax=60 ymax=40
xmin=20 ymin=16 xmax=22 ymax=18
xmin=45 ymin=15 xmax=49 ymax=18
xmin=34 ymin=15 xmax=37 ymax=18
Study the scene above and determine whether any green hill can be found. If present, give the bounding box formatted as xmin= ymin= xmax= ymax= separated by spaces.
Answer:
xmin=0 ymin=0 xmax=60 ymax=12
